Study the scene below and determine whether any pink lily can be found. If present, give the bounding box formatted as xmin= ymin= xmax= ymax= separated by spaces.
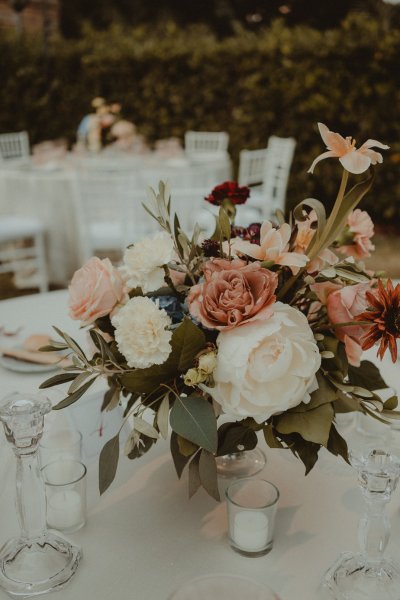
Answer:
xmin=308 ymin=123 xmax=389 ymax=175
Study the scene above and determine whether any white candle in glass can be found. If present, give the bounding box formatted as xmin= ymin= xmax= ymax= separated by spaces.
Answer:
xmin=46 ymin=490 xmax=83 ymax=530
xmin=233 ymin=510 xmax=269 ymax=552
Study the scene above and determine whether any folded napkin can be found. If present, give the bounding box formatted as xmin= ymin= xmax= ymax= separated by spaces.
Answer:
xmin=0 ymin=347 xmax=70 ymax=366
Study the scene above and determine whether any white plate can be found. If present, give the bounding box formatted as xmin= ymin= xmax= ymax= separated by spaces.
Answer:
xmin=0 ymin=347 xmax=62 ymax=374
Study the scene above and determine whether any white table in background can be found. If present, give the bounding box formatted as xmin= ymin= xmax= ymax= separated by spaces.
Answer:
xmin=0 ymin=155 xmax=231 ymax=285
xmin=0 ymin=291 xmax=400 ymax=600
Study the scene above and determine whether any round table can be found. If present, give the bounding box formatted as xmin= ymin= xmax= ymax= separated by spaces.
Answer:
xmin=0 ymin=154 xmax=231 ymax=285
xmin=0 ymin=291 xmax=400 ymax=600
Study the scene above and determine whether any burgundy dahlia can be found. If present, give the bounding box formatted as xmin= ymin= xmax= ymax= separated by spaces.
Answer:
xmin=205 ymin=181 xmax=250 ymax=206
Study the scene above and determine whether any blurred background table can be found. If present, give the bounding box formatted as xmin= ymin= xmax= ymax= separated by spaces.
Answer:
xmin=0 ymin=153 xmax=231 ymax=284
xmin=1 ymin=291 xmax=400 ymax=600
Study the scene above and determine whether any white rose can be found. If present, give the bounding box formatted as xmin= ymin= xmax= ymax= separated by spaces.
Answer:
xmin=206 ymin=302 xmax=321 ymax=423
xmin=111 ymin=297 xmax=172 ymax=369
xmin=121 ymin=231 xmax=175 ymax=293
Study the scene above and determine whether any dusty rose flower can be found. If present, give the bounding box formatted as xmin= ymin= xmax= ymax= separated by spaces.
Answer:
xmin=337 ymin=209 xmax=375 ymax=259
xmin=227 ymin=221 xmax=309 ymax=274
xmin=326 ymin=283 xmax=372 ymax=366
xmin=188 ymin=258 xmax=278 ymax=330
xmin=308 ymin=122 xmax=389 ymax=175
xmin=69 ymin=257 xmax=125 ymax=325
xmin=205 ymin=181 xmax=250 ymax=206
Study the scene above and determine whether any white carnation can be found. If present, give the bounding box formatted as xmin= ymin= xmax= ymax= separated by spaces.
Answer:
xmin=111 ymin=297 xmax=172 ymax=369
xmin=121 ymin=232 xmax=175 ymax=293
xmin=206 ymin=302 xmax=321 ymax=423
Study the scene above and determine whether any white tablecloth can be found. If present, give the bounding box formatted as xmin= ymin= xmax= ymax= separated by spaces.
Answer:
xmin=0 ymin=155 xmax=231 ymax=284
xmin=0 ymin=291 xmax=400 ymax=600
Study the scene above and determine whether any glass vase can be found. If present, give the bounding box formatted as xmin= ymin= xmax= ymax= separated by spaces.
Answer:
xmin=322 ymin=448 xmax=400 ymax=600
xmin=215 ymin=448 xmax=266 ymax=478
xmin=0 ymin=393 xmax=82 ymax=598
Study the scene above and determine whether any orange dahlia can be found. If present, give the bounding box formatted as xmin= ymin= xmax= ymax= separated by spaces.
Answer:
xmin=356 ymin=279 xmax=400 ymax=362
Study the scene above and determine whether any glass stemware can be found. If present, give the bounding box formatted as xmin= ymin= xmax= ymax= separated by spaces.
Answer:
xmin=322 ymin=448 xmax=400 ymax=600
xmin=0 ymin=393 xmax=82 ymax=598
xmin=215 ymin=448 xmax=266 ymax=478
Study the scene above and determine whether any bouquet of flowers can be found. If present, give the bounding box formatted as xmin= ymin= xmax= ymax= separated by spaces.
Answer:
xmin=41 ymin=123 xmax=400 ymax=500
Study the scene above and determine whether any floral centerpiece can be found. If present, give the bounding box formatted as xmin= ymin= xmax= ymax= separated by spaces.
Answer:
xmin=41 ymin=123 xmax=400 ymax=500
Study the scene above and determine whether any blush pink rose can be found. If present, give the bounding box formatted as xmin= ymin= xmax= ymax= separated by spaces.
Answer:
xmin=338 ymin=209 xmax=375 ymax=259
xmin=188 ymin=258 xmax=278 ymax=330
xmin=69 ymin=257 xmax=126 ymax=325
xmin=326 ymin=283 xmax=372 ymax=366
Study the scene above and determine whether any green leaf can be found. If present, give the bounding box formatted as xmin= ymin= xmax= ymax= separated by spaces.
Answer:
xmin=170 ymin=395 xmax=218 ymax=453
xmin=52 ymin=377 xmax=96 ymax=410
xmin=199 ymin=450 xmax=220 ymax=501
xmin=133 ymin=417 xmax=159 ymax=439
xmin=263 ymin=423 xmax=284 ymax=449
xmin=172 ymin=318 xmax=207 ymax=372
xmin=126 ymin=433 xmax=156 ymax=459
xmin=348 ymin=360 xmax=388 ymax=391
xmin=295 ymin=440 xmax=320 ymax=475
xmin=188 ymin=452 xmax=201 ymax=498
xmin=276 ymin=402 xmax=334 ymax=446
xmin=217 ymin=422 xmax=258 ymax=456
xmin=384 ymin=396 xmax=398 ymax=410
xmin=334 ymin=267 xmax=369 ymax=283
xmin=327 ymin=424 xmax=349 ymax=464
xmin=99 ymin=433 xmax=120 ymax=495
xmin=68 ymin=372 xmax=95 ymax=394
xmin=39 ymin=372 xmax=79 ymax=389
xmin=101 ymin=386 xmax=120 ymax=412
xmin=157 ymin=394 xmax=170 ymax=439
xmin=177 ymin=435 xmax=198 ymax=457
xmin=170 ymin=432 xmax=192 ymax=478
xmin=291 ymin=372 xmax=337 ymax=412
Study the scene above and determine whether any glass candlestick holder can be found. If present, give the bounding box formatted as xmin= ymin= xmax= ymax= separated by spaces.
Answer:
xmin=322 ymin=448 xmax=400 ymax=600
xmin=0 ymin=393 xmax=82 ymax=598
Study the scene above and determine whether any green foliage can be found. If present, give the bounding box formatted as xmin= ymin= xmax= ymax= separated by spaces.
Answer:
xmin=1 ymin=13 xmax=399 ymax=223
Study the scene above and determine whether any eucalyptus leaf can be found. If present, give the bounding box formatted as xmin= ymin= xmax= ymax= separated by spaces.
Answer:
xmin=199 ymin=450 xmax=220 ymax=501
xmin=264 ymin=423 xmax=284 ymax=449
xmin=99 ymin=433 xmax=120 ymax=495
xmin=334 ymin=268 xmax=369 ymax=283
xmin=101 ymin=386 xmax=120 ymax=412
xmin=188 ymin=452 xmax=201 ymax=498
xmin=177 ymin=435 xmax=198 ymax=457
xmin=170 ymin=395 xmax=218 ymax=453
xmin=68 ymin=372 xmax=95 ymax=395
xmin=218 ymin=206 xmax=231 ymax=241
xmin=134 ymin=417 xmax=159 ymax=439
xmin=157 ymin=394 xmax=170 ymax=439
xmin=170 ymin=432 xmax=191 ymax=478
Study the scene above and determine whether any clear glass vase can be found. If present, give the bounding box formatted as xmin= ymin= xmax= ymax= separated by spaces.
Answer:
xmin=0 ymin=393 xmax=82 ymax=598
xmin=322 ymin=448 xmax=400 ymax=600
xmin=215 ymin=448 xmax=266 ymax=478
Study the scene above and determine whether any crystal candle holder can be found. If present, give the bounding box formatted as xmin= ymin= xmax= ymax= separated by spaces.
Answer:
xmin=322 ymin=448 xmax=400 ymax=600
xmin=226 ymin=478 xmax=279 ymax=557
xmin=0 ymin=393 xmax=82 ymax=598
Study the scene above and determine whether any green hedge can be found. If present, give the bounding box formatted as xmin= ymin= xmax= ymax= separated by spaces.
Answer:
xmin=1 ymin=14 xmax=399 ymax=222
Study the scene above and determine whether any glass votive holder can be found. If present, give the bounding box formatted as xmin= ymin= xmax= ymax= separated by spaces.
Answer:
xmin=39 ymin=428 xmax=82 ymax=468
xmin=226 ymin=478 xmax=279 ymax=557
xmin=42 ymin=460 xmax=87 ymax=533
xmin=168 ymin=574 xmax=281 ymax=600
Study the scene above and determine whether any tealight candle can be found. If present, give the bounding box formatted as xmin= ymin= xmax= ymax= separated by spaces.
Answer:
xmin=47 ymin=490 xmax=83 ymax=530
xmin=233 ymin=510 xmax=269 ymax=552
xmin=226 ymin=478 xmax=279 ymax=556
xmin=42 ymin=460 xmax=87 ymax=533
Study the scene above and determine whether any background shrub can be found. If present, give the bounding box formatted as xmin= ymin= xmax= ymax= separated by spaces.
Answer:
xmin=1 ymin=14 xmax=399 ymax=223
